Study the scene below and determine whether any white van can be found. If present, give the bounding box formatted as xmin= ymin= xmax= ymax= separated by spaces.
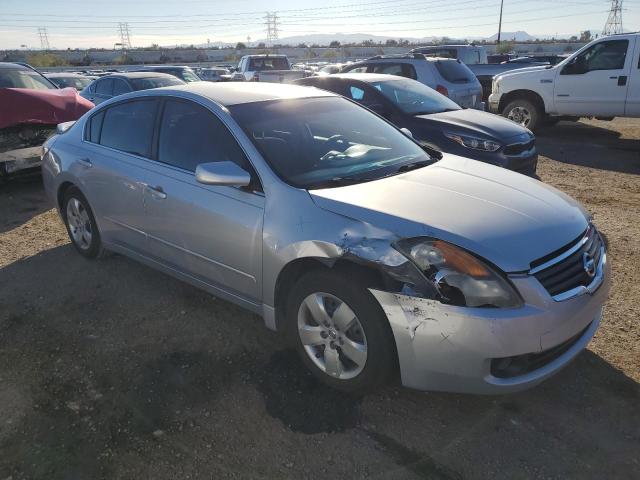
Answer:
xmin=489 ymin=34 xmax=640 ymax=130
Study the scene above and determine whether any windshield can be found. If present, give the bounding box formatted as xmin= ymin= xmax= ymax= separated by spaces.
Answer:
xmin=130 ymin=76 xmax=185 ymax=90
xmin=179 ymin=69 xmax=200 ymax=82
xmin=49 ymin=76 xmax=92 ymax=90
xmin=0 ymin=68 xmax=56 ymax=90
xmin=229 ymin=97 xmax=433 ymax=189
xmin=371 ymin=78 xmax=461 ymax=115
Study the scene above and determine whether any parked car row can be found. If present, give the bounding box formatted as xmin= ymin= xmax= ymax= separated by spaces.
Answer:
xmin=39 ymin=81 xmax=609 ymax=395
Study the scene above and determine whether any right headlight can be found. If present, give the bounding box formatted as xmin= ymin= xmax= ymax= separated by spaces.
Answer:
xmin=394 ymin=238 xmax=523 ymax=308
xmin=492 ymin=78 xmax=501 ymax=94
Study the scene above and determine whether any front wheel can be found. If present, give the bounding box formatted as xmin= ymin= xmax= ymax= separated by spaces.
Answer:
xmin=286 ymin=269 xmax=397 ymax=393
xmin=503 ymin=98 xmax=542 ymax=131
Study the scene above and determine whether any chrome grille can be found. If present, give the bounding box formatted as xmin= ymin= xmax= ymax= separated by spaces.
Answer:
xmin=531 ymin=226 xmax=604 ymax=299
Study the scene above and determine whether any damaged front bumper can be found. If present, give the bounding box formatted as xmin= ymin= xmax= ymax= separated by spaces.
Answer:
xmin=0 ymin=146 xmax=43 ymax=174
xmin=1 ymin=125 xmax=55 ymax=175
xmin=370 ymin=260 xmax=611 ymax=394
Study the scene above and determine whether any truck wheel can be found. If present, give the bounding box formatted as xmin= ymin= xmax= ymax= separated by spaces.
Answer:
xmin=503 ymin=99 xmax=542 ymax=131
xmin=285 ymin=269 xmax=397 ymax=393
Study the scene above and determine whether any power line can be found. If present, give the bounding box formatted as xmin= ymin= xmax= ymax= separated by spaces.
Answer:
xmin=603 ymin=0 xmax=623 ymax=35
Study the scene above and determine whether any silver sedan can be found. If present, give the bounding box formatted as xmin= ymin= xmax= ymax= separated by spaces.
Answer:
xmin=41 ymin=83 xmax=610 ymax=393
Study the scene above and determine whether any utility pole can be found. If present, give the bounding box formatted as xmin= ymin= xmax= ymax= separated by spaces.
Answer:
xmin=497 ymin=0 xmax=504 ymax=44
xmin=117 ymin=22 xmax=132 ymax=50
xmin=38 ymin=27 xmax=50 ymax=51
xmin=603 ymin=0 xmax=623 ymax=35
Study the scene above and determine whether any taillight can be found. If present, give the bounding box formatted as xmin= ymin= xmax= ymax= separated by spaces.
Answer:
xmin=253 ymin=73 xmax=260 ymax=82
xmin=436 ymin=84 xmax=449 ymax=97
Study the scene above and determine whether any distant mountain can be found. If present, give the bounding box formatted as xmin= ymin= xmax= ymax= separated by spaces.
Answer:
xmin=487 ymin=31 xmax=559 ymax=41
xmin=253 ymin=33 xmax=424 ymax=46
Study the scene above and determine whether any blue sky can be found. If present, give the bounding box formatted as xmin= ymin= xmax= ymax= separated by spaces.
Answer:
xmin=1 ymin=0 xmax=638 ymax=49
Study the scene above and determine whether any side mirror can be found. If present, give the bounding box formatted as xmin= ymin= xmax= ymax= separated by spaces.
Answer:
xmin=195 ymin=161 xmax=251 ymax=187
xmin=400 ymin=127 xmax=413 ymax=138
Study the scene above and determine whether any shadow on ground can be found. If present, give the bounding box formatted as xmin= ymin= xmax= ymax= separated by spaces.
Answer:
xmin=0 ymin=245 xmax=638 ymax=479
xmin=0 ymin=173 xmax=50 ymax=234
xmin=537 ymin=121 xmax=640 ymax=175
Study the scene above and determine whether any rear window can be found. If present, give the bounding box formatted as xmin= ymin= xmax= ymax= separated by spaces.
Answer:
xmin=433 ymin=60 xmax=474 ymax=84
xmin=248 ymin=57 xmax=289 ymax=71
xmin=130 ymin=76 xmax=184 ymax=91
xmin=99 ymin=100 xmax=158 ymax=157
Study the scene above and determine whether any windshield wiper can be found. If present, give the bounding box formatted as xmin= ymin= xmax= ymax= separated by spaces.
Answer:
xmin=309 ymin=176 xmax=367 ymax=189
xmin=396 ymin=159 xmax=435 ymax=173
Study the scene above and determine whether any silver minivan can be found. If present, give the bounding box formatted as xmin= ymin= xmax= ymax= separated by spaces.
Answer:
xmin=42 ymin=83 xmax=609 ymax=394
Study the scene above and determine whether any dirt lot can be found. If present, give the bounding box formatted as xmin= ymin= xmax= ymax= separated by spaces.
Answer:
xmin=1 ymin=119 xmax=639 ymax=479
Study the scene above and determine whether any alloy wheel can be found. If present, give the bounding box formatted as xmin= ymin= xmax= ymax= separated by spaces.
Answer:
xmin=66 ymin=197 xmax=93 ymax=250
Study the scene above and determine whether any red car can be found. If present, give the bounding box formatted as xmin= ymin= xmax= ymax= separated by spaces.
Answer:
xmin=0 ymin=63 xmax=94 ymax=177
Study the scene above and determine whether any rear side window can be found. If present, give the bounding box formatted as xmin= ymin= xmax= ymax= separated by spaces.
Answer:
xmin=342 ymin=64 xmax=369 ymax=73
xmin=370 ymin=63 xmax=417 ymax=80
xmin=99 ymin=100 xmax=158 ymax=157
xmin=95 ymin=78 xmax=114 ymax=96
xmin=130 ymin=76 xmax=184 ymax=90
xmin=157 ymin=99 xmax=248 ymax=172
xmin=433 ymin=60 xmax=474 ymax=83
xmin=87 ymin=111 xmax=105 ymax=143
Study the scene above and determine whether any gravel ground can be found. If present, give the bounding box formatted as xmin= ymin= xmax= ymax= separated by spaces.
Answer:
xmin=1 ymin=118 xmax=639 ymax=479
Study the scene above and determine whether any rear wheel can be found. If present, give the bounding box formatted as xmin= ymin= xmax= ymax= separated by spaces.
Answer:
xmin=286 ymin=269 xmax=397 ymax=392
xmin=503 ymin=98 xmax=542 ymax=131
xmin=62 ymin=187 xmax=105 ymax=259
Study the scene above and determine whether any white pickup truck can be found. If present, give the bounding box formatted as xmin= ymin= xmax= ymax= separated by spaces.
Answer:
xmin=233 ymin=54 xmax=306 ymax=83
xmin=489 ymin=34 xmax=640 ymax=131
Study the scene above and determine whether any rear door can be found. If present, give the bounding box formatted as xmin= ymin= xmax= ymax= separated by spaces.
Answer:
xmin=140 ymin=98 xmax=264 ymax=301
xmin=79 ymin=99 xmax=159 ymax=253
xmin=554 ymin=37 xmax=633 ymax=116
xmin=91 ymin=78 xmax=114 ymax=104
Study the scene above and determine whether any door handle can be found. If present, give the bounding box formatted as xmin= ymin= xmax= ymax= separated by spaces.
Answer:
xmin=618 ymin=76 xmax=628 ymax=86
xmin=145 ymin=184 xmax=167 ymax=199
xmin=77 ymin=158 xmax=92 ymax=168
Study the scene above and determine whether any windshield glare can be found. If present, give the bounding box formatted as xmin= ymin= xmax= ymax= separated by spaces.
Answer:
xmin=371 ymin=79 xmax=461 ymax=115
xmin=0 ymin=68 xmax=56 ymax=90
xmin=230 ymin=97 xmax=432 ymax=189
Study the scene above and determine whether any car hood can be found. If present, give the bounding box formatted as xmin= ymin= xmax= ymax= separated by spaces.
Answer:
xmin=309 ymin=155 xmax=588 ymax=272
xmin=0 ymin=87 xmax=94 ymax=129
xmin=415 ymin=109 xmax=532 ymax=141
xmin=496 ymin=65 xmax=555 ymax=82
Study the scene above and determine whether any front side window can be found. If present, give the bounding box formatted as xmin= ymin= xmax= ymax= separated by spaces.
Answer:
xmin=157 ymin=100 xmax=248 ymax=172
xmin=562 ymin=40 xmax=629 ymax=74
xmin=371 ymin=78 xmax=461 ymax=115
xmin=230 ymin=97 xmax=433 ymax=189
xmin=99 ymin=100 xmax=157 ymax=157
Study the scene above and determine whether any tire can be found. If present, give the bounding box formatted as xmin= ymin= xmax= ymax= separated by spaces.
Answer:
xmin=503 ymin=98 xmax=542 ymax=131
xmin=285 ymin=269 xmax=397 ymax=393
xmin=61 ymin=187 xmax=105 ymax=259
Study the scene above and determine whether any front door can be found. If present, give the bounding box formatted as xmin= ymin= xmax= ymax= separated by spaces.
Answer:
xmin=625 ymin=39 xmax=640 ymax=116
xmin=140 ymin=98 xmax=264 ymax=301
xmin=554 ymin=37 xmax=634 ymax=116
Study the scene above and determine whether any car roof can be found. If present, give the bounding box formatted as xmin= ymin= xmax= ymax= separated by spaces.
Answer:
xmin=314 ymin=73 xmax=402 ymax=83
xmin=144 ymin=82 xmax=336 ymax=106
xmin=101 ymin=72 xmax=180 ymax=80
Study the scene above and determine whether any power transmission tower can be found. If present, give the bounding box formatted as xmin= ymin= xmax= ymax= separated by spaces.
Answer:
xmin=38 ymin=27 xmax=50 ymax=50
xmin=603 ymin=0 xmax=623 ymax=36
xmin=117 ymin=22 xmax=132 ymax=50
xmin=264 ymin=12 xmax=279 ymax=45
